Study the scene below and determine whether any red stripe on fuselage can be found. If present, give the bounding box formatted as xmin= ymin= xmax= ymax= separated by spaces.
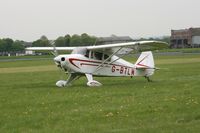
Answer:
xmin=68 ymin=58 xmax=133 ymax=69
xmin=80 ymin=63 xmax=98 ymax=67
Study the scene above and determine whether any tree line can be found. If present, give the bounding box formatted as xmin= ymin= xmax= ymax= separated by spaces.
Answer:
xmin=0 ymin=33 xmax=97 ymax=55
xmin=0 ymin=38 xmax=25 ymax=55
xmin=32 ymin=33 xmax=97 ymax=47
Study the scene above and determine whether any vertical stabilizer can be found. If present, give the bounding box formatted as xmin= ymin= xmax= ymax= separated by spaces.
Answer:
xmin=135 ymin=51 xmax=155 ymax=76
xmin=135 ymin=51 xmax=154 ymax=69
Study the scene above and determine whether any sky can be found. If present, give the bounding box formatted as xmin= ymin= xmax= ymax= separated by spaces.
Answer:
xmin=0 ymin=0 xmax=200 ymax=41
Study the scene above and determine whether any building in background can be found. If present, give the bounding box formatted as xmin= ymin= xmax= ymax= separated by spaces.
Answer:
xmin=170 ymin=27 xmax=200 ymax=48
xmin=97 ymin=35 xmax=133 ymax=45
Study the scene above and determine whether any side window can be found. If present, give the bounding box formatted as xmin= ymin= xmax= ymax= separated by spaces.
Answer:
xmin=91 ymin=51 xmax=94 ymax=59
xmin=104 ymin=54 xmax=109 ymax=60
xmin=104 ymin=54 xmax=111 ymax=61
xmin=94 ymin=52 xmax=103 ymax=60
xmin=85 ymin=50 xmax=89 ymax=58
xmin=88 ymin=51 xmax=109 ymax=61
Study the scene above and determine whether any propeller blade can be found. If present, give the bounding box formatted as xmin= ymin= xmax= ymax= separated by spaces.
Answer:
xmin=49 ymin=40 xmax=58 ymax=57
xmin=51 ymin=51 xmax=57 ymax=56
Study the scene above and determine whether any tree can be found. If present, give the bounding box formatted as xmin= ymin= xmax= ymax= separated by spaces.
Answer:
xmin=0 ymin=39 xmax=5 ymax=52
xmin=89 ymin=36 xmax=97 ymax=45
xmin=55 ymin=36 xmax=65 ymax=47
xmin=40 ymin=35 xmax=48 ymax=41
xmin=32 ymin=40 xmax=41 ymax=47
xmin=81 ymin=33 xmax=89 ymax=45
xmin=0 ymin=39 xmax=6 ymax=55
xmin=81 ymin=33 xmax=97 ymax=46
xmin=32 ymin=35 xmax=50 ymax=47
xmin=70 ymin=34 xmax=82 ymax=46
xmin=69 ymin=33 xmax=97 ymax=46
xmin=64 ymin=34 xmax=71 ymax=46
xmin=3 ymin=38 xmax=14 ymax=52
xmin=12 ymin=40 xmax=25 ymax=52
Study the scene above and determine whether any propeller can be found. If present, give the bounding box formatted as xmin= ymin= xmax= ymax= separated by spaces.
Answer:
xmin=49 ymin=41 xmax=70 ymax=86
xmin=49 ymin=40 xmax=62 ymax=69
xmin=49 ymin=41 xmax=58 ymax=57
xmin=50 ymin=41 xmax=69 ymax=72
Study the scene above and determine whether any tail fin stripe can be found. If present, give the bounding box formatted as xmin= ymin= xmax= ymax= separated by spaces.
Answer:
xmin=136 ymin=54 xmax=151 ymax=68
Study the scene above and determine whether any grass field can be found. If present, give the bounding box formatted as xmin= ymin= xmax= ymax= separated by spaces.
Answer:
xmin=0 ymin=54 xmax=200 ymax=132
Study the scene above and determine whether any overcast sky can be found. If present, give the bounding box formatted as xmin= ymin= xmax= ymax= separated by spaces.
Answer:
xmin=0 ymin=0 xmax=199 ymax=41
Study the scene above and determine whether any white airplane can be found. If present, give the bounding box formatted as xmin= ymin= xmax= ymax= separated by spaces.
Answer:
xmin=26 ymin=41 xmax=167 ymax=87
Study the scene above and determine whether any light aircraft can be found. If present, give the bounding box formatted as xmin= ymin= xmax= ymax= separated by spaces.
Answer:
xmin=26 ymin=41 xmax=167 ymax=87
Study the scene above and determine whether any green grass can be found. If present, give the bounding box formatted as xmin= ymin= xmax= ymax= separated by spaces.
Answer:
xmin=0 ymin=54 xmax=200 ymax=132
xmin=0 ymin=60 xmax=53 ymax=68
xmin=0 ymin=55 xmax=53 ymax=59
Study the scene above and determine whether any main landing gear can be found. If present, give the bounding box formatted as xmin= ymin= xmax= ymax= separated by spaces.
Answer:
xmin=145 ymin=76 xmax=152 ymax=82
xmin=85 ymin=74 xmax=102 ymax=87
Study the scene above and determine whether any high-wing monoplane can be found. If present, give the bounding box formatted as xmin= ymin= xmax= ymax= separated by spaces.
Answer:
xmin=26 ymin=41 xmax=167 ymax=87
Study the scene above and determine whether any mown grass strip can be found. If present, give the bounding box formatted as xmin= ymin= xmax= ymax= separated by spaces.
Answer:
xmin=0 ymin=65 xmax=57 ymax=73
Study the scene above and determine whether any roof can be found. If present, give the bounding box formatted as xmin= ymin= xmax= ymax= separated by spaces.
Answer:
xmin=190 ymin=28 xmax=200 ymax=36
xmin=171 ymin=27 xmax=200 ymax=36
xmin=97 ymin=35 xmax=133 ymax=42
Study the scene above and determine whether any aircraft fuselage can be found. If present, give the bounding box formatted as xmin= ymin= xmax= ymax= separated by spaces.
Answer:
xmin=55 ymin=54 xmax=146 ymax=77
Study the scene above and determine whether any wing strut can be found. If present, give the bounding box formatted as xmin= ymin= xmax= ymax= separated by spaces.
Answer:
xmin=93 ymin=47 xmax=123 ymax=73
xmin=107 ymin=53 xmax=128 ymax=66
xmin=55 ymin=73 xmax=81 ymax=87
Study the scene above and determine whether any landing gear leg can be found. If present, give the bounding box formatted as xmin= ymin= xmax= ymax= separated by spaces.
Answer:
xmin=145 ymin=76 xmax=152 ymax=82
xmin=55 ymin=73 xmax=81 ymax=87
xmin=85 ymin=74 xmax=102 ymax=87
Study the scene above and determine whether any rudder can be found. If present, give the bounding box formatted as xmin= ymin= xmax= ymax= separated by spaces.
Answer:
xmin=135 ymin=51 xmax=155 ymax=76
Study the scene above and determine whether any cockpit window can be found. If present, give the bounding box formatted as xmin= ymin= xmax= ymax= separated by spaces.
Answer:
xmin=104 ymin=54 xmax=109 ymax=60
xmin=86 ymin=51 xmax=111 ymax=61
xmin=94 ymin=52 xmax=103 ymax=60
xmin=85 ymin=50 xmax=89 ymax=58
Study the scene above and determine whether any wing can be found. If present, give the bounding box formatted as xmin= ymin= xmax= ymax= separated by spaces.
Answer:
xmin=25 ymin=47 xmax=75 ymax=51
xmin=87 ymin=41 xmax=168 ymax=55
xmin=26 ymin=41 xmax=168 ymax=54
